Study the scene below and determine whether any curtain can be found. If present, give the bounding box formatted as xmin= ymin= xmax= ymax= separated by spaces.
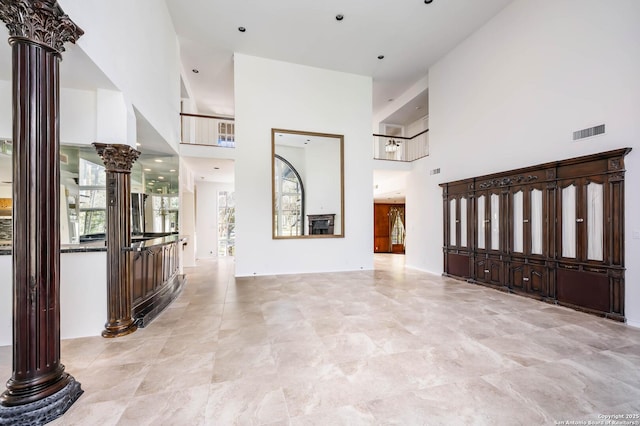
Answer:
xmin=450 ymin=199 xmax=456 ymax=246
xmin=491 ymin=193 xmax=500 ymax=250
xmin=531 ymin=189 xmax=543 ymax=255
xmin=390 ymin=208 xmax=406 ymax=246
xmin=587 ymin=182 xmax=603 ymax=261
xmin=460 ymin=197 xmax=467 ymax=247
xmin=477 ymin=196 xmax=485 ymax=249
xmin=513 ymin=191 xmax=523 ymax=253
xmin=562 ymin=185 xmax=576 ymax=258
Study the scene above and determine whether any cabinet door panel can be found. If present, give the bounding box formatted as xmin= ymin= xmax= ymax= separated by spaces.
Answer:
xmin=586 ymin=182 xmax=604 ymax=261
xmin=447 ymin=253 xmax=470 ymax=278
xmin=530 ymin=188 xmax=543 ymax=255
xmin=511 ymin=263 xmax=526 ymax=291
xmin=490 ymin=193 xmax=500 ymax=250
xmin=513 ymin=190 xmax=524 ymax=253
xmin=460 ymin=197 xmax=468 ymax=247
xmin=529 ymin=266 xmax=545 ymax=294
xmin=557 ymin=268 xmax=609 ymax=312
xmin=561 ymin=183 xmax=577 ymax=259
xmin=449 ymin=198 xmax=457 ymax=246
xmin=475 ymin=259 xmax=487 ymax=281
xmin=487 ymin=259 xmax=503 ymax=286
xmin=477 ymin=195 xmax=486 ymax=249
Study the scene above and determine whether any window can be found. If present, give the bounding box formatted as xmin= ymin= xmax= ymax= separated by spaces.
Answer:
xmin=218 ymin=191 xmax=235 ymax=256
xmin=78 ymin=158 xmax=107 ymax=238
xmin=150 ymin=195 xmax=179 ymax=233
xmin=218 ymin=122 xmax=235 ymax=147
xmin=274 ymin=155 xmax=304 ymax=236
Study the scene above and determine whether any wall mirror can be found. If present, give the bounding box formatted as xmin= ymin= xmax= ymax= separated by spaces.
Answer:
xmin=272 ymin=128 xmax=344 ymax=239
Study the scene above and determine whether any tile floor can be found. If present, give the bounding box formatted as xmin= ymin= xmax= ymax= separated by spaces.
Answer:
xmin=2 ymin=254 xmax=640 ymax=425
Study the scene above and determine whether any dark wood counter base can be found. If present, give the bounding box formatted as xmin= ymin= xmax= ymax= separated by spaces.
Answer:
xmin=134 ymin=274 xmax=185 ymax=328
xmin=131 ymin=236 xmax=186 ymax=328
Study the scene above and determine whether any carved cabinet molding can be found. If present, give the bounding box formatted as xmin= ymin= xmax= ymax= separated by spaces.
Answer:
xmin=441 ymin=148 xmax=631 ymax=321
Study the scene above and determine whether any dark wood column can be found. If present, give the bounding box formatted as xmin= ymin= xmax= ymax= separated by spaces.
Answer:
xmin=94 ymin=143 xmax=140 ymax=338
xmin=0 ymin=1 xmax=84 ymax=423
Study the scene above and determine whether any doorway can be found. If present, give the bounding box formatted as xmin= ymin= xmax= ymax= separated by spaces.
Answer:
xmin=374 ymin=203 xmax=405 ymax=254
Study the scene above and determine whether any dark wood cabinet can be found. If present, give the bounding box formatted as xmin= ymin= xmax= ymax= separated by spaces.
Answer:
xmin=442 ymin=181 xmax=473 ymax=277
xmin=441 ymin=148 xmax=630 ymax=321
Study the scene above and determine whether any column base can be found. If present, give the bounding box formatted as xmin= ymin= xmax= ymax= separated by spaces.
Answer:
xmin=0 ymin=376 xmax=83 ymax=425
xmin=102 ymin=321 xmax=137 ymax=338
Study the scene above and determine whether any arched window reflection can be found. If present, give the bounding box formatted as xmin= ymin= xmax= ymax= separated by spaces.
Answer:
xmin=274 ymin=155 xmax=305 ymax=236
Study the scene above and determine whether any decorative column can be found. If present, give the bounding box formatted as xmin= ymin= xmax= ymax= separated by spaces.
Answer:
xmin=94 ymin=143 xmax=140 ymax=338
xmin=0 ymin=1 xmax=84 ymax=423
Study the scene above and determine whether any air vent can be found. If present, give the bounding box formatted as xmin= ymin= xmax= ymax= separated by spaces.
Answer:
xmin=573 ymin=124 xmax=605 ymax=141
xmin=430 ymin=168 xmax=441 ymax=175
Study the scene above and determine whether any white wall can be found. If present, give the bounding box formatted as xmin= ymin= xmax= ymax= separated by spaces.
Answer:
xmin=277 ymin=142 xmax=342 ymax=234
xmin=0 ymin=255 xmax=10 ymax=345
xmin=180 ymin=159 xmax=196 ymax=267
xmin=405 ymin=0 xmax=640 ymax=326
xmin=59 ymin=0 xmax=181 ymax=152
xmin=1 ymin=82 xmax=97 ymax=144
xmin=1 ymin=251 xmax=107 ymax=346
xmin=234 ymin=54 xmax=373 ymax=276
xmin=195 ymin=181 xmax=234 ymax=259
xmin=180 ymin=189 xmax=196 ymax=267
xmin=0 ymin=80 xmax=10 ymax=139
xmin=95 ymin=89 xmax=129 ymax=145
xmin=304 ymin=140 xmax=342 ymax=233
xmin=60 ymin=88 xmax=97 ymax=145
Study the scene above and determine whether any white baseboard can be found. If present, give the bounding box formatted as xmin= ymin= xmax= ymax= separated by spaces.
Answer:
xmin=626 ymin=319 xmax=640 ymax=329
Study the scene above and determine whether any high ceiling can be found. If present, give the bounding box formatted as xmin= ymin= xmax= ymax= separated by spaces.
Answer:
xmin=1 ymin=1 xmax=516 ymax=201
xmin=165 ymin=0 xmax=514 ymax=120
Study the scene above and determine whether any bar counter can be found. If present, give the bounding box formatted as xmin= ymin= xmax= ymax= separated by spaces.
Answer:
xmin=0 ymin=235 xmax=187 ymax=346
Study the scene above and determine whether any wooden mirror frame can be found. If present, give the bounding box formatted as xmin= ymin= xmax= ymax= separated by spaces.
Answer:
xmin=271 ymin=128 xmax=344 ymax=239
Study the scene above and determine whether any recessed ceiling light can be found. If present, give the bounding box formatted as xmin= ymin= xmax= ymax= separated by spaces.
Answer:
xmin=238 ymin=26 xmax=246 ymax=32
xmin=192 ymin=69 xmax=199 ymax=74
xmin=136 ymin=143 xmax=141 ymax=147
xmin=154 ymin=159 xmax=163 ymax=163
xmin=335 ymin=14 xmax=344 ymax=21
xmin=158 ymin=176 xmax=165 ymax=180
xmin=143 ymin=168 xmax=151 ymax=172
xmin=169 ymin=169 xmax=176 ymax=172
xmin=377 ymin=55 xmax=385 ymax=60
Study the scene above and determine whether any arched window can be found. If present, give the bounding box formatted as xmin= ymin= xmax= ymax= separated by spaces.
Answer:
xmin=274 ymin=155 xmax=305 ymax=236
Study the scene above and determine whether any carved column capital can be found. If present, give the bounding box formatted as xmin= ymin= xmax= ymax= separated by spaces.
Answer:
xmin=0 ymin=0 xmax=83 ymax=53
xmin=93 ymin=143 xmax=140 ymax=173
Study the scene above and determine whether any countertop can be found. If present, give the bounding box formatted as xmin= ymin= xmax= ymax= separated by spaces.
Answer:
xmin=0 ymin=235 xmax=188 ymax=256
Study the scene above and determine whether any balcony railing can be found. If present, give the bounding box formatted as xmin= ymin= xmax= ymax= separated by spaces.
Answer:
xmin=180 ymin=113 xmax=235 ymax=148
xmin=373 ymin=128 xmax=429 ymax=162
